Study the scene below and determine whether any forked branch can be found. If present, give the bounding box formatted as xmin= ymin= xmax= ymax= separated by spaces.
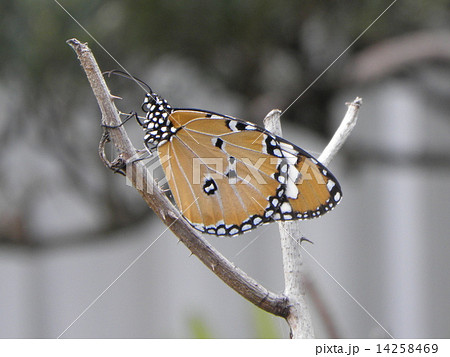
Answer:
xmin=67 ymin=37 xmax=360 ymax=338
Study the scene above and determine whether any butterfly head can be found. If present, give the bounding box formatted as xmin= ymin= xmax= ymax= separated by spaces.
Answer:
xmin=142 ymin=92 xmax=176 ymax=147
xmin=142 ymin=92 xmax=173 ymax=113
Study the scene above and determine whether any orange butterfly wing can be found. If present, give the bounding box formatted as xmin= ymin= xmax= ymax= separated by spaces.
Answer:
xmin=155 ymin=110 xmax=341 ymax=236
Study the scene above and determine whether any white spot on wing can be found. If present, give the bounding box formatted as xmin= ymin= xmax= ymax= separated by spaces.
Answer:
xmin=242 ymin=224 xmax=252 ymax=231
xmin=273 ymin=148 xmax=282 ymax=157
xmin=286 ymin=170 xmax=300 ymax=199
xmin=327 ymin=179 xmax=336 ymax=191
xmin=279 ymin=142 xmax=295 ymax=152
xmin=228 ymin=121 xmax=238 ymax=131
xmin=280 ymin=202 xmax=293 ymax=213
xmin=287 ymin=165 xmax=301 ymax=184
xmin=334 ymin=192 xmax=341 ymax=202
xmin=253 ymin=217 xmax=262 ymax=225
xmin=283 ymin=151 xmax=298 ymax=165
xmin=285 ymin=178 xmax=299 ymax=199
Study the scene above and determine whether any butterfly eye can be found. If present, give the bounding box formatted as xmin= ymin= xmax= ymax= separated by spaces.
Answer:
xmin=142 ymin=92 xmax=167 ymax=113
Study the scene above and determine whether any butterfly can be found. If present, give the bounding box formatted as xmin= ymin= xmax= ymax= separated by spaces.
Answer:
xmin=134 ymin=86 xmax=342 ymax=236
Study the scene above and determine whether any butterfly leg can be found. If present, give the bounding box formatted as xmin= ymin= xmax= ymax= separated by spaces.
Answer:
xmin=98 ymin=131 xmax=127 ymax=176
xmin=99 ymin=135 xmax=153 ymax=176
xmin=101 ymin=110 xmax=144 ymax=129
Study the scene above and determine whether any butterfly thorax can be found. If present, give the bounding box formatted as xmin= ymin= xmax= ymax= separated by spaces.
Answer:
xmin=142 ymin=92 xmax=177 ymax=147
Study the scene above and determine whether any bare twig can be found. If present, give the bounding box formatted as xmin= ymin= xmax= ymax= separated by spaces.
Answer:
xmin=319 ymin=98 xmax=362 ymax=166
xmin=67 ymin=38 xmax=289 ymax=318
xmin=263 ymin=98 xmax=361 ymax=338
xmin=264 ymin=110 xmax=315 ymax=338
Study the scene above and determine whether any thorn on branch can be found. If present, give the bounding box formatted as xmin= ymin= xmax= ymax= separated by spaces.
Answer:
xmin=299 ymin=236 xmax=314 ymax=245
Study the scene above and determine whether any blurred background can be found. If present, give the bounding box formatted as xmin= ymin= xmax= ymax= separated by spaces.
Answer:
xmin=1 ymin=0 xmax=449 ymax=338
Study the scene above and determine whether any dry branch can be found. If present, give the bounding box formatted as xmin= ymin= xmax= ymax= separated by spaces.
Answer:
xmin=67 ymin=38 xmax=289 ymax=318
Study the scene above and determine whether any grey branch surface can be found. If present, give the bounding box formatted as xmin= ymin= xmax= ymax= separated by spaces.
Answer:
xmin=67 ymin=38 xmax=289 ymax=319
xmin=263 ymin=99 xmax=361 ymax=338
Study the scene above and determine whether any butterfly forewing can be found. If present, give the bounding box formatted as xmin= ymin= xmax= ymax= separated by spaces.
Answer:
xmin=158 ymin=123 xmax=285 ymax=235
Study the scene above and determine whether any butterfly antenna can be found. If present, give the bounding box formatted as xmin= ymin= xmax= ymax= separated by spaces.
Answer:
xmin=103 ymin=70 xmax=153 ymax=93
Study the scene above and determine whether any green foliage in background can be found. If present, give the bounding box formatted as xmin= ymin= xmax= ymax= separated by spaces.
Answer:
xmin=188 ymin=315 xmax=214 ymax=339
xmin=187 ymin=307 xmax=282 ymax=339
xmin=251 ymin=307 xmax=281 ymax=339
